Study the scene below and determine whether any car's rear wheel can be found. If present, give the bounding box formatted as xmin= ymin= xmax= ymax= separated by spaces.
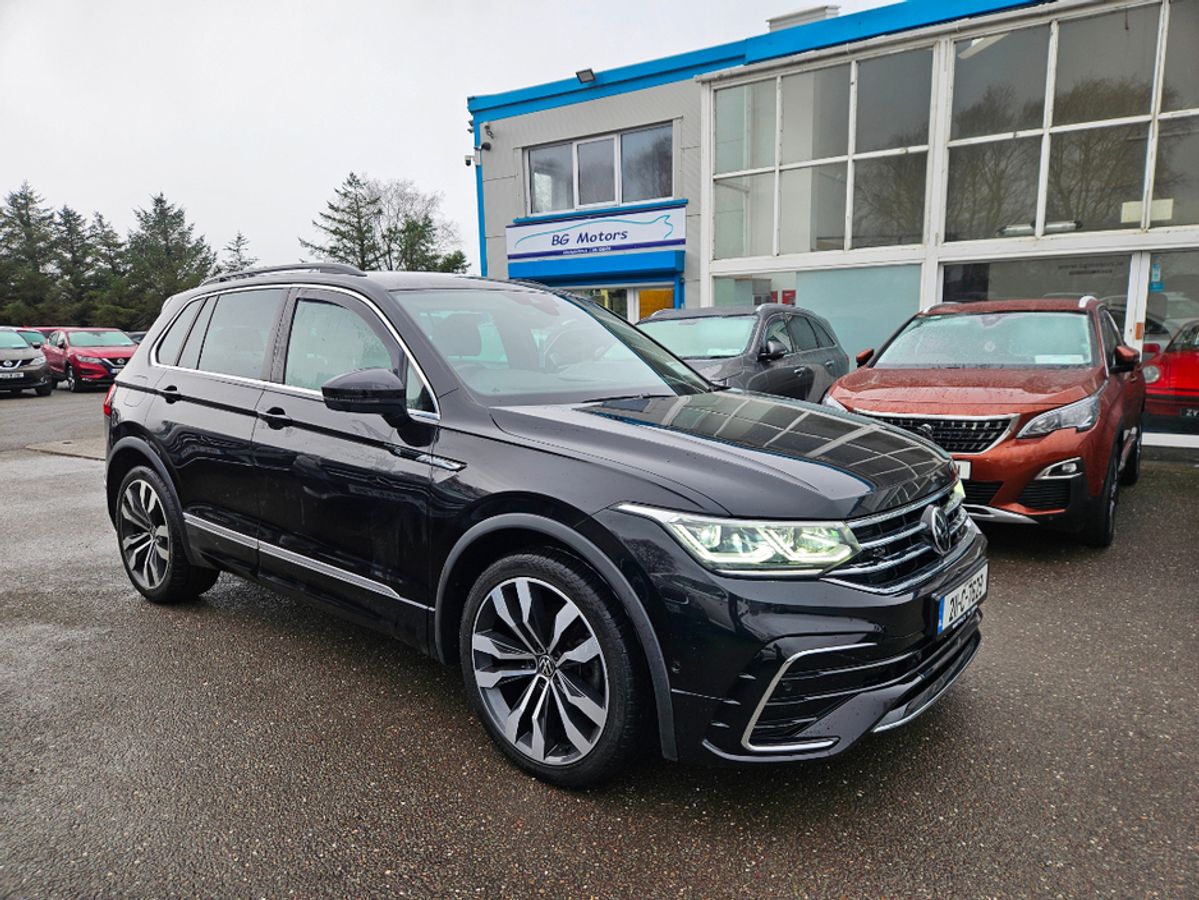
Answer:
xmin=1081 ymin=449 xmax=1120 ymax=548
xmin=459 ymin=552 xmax=646 ymax=788
xmin=116 ymin=466 xmax=219 ymax=603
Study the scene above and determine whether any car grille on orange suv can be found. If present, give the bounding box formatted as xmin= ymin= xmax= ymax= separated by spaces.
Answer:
xmin=858 ymin=413 xmax=1014 ymax=454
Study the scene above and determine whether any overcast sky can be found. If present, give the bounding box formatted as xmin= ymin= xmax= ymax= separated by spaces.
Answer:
xmin=0 ymin=0 xmax=883 ymax=271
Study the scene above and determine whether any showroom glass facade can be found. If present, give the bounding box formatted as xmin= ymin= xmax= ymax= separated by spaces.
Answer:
xmin=706 ymin=0 xmax=1199 ymax=444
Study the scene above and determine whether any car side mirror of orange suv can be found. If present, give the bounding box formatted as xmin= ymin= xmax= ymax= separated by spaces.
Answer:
xmin=1111 ymin=345 xmax=1139 ymax=373
xmin=855 ymin=348 xmax=874 ymax=368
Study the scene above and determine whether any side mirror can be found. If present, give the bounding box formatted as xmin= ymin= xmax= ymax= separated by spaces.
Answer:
xmin=29 ymin=340 xmax=42 ymax=348
xmin=855 ymin=348 xmax=874 ymax=368
xmin=759 ymin=338 xmax=788 ymax=362
xmin=1142 ymin=342 xmax=1161 ymax=359
xmin=57 ymin=339 xmax=67 ymax=349
xmin=321 ymin=368 xmax=410 ymax=421
xmin=1111 ymin=345 xmax=1139 ymax=373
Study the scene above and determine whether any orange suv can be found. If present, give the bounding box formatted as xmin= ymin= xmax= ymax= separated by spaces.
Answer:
xmin=824 ymin=298 xmax=1144 ymax=546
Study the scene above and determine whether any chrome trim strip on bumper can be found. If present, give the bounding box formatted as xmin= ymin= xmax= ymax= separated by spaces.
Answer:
xmin=872 ymin=632 xmax=980 ymax=733
xmin=963 ymin=504 xmax=1037 ymax=524
xmin=182 ymin=512 xmax=426 ymax=609
xmin=741 ymin=642 xmax=873 ymax=753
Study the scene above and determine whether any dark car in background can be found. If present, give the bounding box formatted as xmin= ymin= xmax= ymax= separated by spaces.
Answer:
xmin=43 ymin=327 xmax=138 ymax=391
xmin=825 ymin=298 xmax=1143 ymax=546
xmin=0 ymin=326 xmax=47 ymax=349
xmin=0 ymin=328 xmax=52 ymax=396
xmin=638 ymin=304 xmax=848 ymax=401
xmin=104 ymin=264 xmax=986 ymax=787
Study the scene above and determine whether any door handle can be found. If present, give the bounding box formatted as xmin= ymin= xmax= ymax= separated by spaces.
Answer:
xmin=161 ymin=385 xmax=181 ymax=404
xmin=794 ymin=365 xmax=812 ymax=378
xmin=257 ymin=407 xmax=292 ymax=429
xmin=824 ymin=359 xmax=838 ymax=371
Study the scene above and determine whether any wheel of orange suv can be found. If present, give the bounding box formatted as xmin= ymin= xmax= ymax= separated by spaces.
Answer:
xmin=115 ymin=466 xmax=219 ymax=603
xmin=459 ymin=552 xmax=646 ymax=788
xmin=1081 ymin=448 xmax=1120 ymax=548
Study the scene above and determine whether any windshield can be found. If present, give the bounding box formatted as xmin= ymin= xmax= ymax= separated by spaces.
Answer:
xmin=876 ymin=312 xmax=1096 ymax=368
xmin=391 ymin=288 xmax=709 ymax=405
xmin=1168 ymin=320 xmax=1199 ymax=352
xmin=639 ymin=315 xmax=756 ymax=359
xmin=18 ymin=330 xmax=43 ymax=346
xmin=0 ymin=331 xmax=28 ymax=350
xmin=70 ymin=330 xmax=135 ymax=348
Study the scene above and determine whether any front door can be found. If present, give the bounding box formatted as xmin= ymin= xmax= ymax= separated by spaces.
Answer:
xmin=251 ymin=287 xmax=435 ymax=646
xmin=747 ymin=315 xmax=814 ymax=399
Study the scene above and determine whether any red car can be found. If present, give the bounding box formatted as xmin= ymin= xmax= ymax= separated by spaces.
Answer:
xmin=1142 ymin=319 xmax=1199 ymax=426
xmin=824 ymin=298 xmax=1144 ymax=546
xmin=42 ymin=327 xmax=139 ymax=392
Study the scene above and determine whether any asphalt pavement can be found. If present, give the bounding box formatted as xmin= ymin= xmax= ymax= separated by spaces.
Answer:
xmin=1 ymin=390 xmax=1197 ymax=897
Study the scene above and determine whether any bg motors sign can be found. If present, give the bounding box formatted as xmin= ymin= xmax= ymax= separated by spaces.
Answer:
xmin=506 ymin=204 xmax=686 ymax=261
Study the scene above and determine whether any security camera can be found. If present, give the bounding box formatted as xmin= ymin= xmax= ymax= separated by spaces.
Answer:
xmin=480 ymin=141 xmax=492 ymax=151
xmin=464 ymin=154 xmax=473 ymax=167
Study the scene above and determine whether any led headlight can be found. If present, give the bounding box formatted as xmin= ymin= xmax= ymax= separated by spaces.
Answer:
xmin=76 ymin=355 xmax=104 ymax=364
xmin=821 ymin=393 xmax=846 ymax=410
xmin=30 ymin=353 xmax=45 ymax=365
xmin=1142 ymin=364 xmax=1161 ymax=384
xmin=619 ymin=504 xmax=859 ymax=574
xmin=1018 ymin=392 xmax=1100 ymax=438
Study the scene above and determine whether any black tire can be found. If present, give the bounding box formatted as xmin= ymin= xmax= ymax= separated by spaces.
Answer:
xmin=115 ymin=465 xmax=219 ymax=603
xmin=1081 ymin=448 xmax=1120 ymax=548
xmin=1119 ymin=426 xmax=1142 ymax=487
xmin=65 ymin=364 xmax=84 ymax=392
xmin=34 ymin=383 xmax=52 ymax=397
xmin=459 ymin=551 xmax=647 ymax=788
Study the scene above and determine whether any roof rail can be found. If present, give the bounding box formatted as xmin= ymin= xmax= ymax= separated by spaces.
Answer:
xmin=200 ymin=262 xmax=366 ymax=286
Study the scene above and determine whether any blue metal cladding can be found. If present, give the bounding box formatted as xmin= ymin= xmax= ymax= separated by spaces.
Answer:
xmin=467 ymin=0 xmax=1047 ymax=122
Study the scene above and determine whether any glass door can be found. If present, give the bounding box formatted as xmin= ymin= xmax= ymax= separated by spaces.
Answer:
xmin=562 ymin=285 xmax=676 ymax=323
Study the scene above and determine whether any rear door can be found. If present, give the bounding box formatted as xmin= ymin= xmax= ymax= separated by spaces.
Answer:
xmin=44 ymin=331 xmax=65 ymax=377
xmin=786 ymin=314 xmax=834 ymax=400
xmin=150 ymin=286 xmax=288 ymax=576
xmin=251 ymin=287 xmax=436 ymax=646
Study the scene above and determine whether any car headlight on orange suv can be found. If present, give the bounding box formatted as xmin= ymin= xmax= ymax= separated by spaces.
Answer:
xmin=1018 ymin=392 xmax=1100 ymax=438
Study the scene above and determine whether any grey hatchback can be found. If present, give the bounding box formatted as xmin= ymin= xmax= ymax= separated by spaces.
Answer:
xmin=638 ymin=304 xmax=848 ymax=401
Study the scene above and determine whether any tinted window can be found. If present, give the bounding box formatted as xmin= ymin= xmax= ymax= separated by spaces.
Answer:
xmin=764 ymin=318 xmax=795 ymax=353
xmin=788 ymin=315 xmax=819 ymax=351
xmin=284 ymin=299 xmax=394 ymax=391
xmin=178 ymin=298 xmax=215 ymax=370
xmin=194 ymin=289 xmax=285 ymax=379
xmin=812 ymin=320 xmax=836 ymax=348
xmin=155 ymin=299 xmax=204 ymax=366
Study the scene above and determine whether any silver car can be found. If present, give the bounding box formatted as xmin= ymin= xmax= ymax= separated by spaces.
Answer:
xmin=0 ymin=328 xmax=52 ymax=396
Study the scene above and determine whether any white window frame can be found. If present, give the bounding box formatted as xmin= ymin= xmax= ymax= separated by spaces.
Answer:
xmin=525 ymin=122 xmax=675 ymax=215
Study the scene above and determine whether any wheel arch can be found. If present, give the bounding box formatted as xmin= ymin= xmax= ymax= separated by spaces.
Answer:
xmin=434 ymin=513 xmax=677 ymax=760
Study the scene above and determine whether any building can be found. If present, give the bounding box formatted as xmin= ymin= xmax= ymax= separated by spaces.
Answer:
xmin=468 ymin=0 xmax=1199 ymax=448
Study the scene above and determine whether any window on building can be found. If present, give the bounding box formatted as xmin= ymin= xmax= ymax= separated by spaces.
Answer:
xmin=527 ymin=124 xmax=673 ymax=214
xmin=713 ymin=47 xmax=933 ymax=258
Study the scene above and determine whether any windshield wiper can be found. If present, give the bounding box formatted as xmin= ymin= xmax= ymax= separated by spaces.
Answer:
xmin=583 ymin=392 xmax=675 ymax=404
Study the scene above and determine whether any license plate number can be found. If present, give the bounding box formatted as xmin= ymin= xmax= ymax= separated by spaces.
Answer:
xmin=1183 ymin=408 xmax=1199 ymax=418
xmin=953 ymin=459 xmax=972 ymax=479
xmin=0 ymin=372 xmax=20 ymax=379
xmin=937 ymin=565 xmax=987 ymax=634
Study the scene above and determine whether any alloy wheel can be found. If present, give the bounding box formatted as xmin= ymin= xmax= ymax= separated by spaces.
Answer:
xmin=470 ymin=577 xmax=609 ymax=766
xmin=119 ymin=479 xmax=170 ymax=590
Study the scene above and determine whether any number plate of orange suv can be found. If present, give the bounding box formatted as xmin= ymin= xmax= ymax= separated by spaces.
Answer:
xmin=937 ymin=565 xmax=987 ymax=634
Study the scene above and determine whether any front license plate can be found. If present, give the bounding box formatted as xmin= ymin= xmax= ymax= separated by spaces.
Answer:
xmin=1182 ymin=408 xmax=1199 ymax=418
xmin=937 ymin=564 xmax=987 ymax=634
xmin=0 ymin=372 xmax=20 ymax=379
xmin=953 ymin=459 xmax=972 ymax=479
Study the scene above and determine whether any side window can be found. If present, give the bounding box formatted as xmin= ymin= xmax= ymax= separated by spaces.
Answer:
xmin=195 ymin=289 xmax=285 ymax=379
xmin=284 ymin=298 xmax=395 ymax=391
xmin=812 ymin=320 xmax=836 ymax=348
xmin=178 ymin=297 xmax=215 ymax=370
xmin=764 ymin=317 xmax=795 ymax=353
xmin=788 ymin=315 xmax=820 ymax=351
xmin=154 ymin=299 xmax=204 ymax=366
xmin=1099 ymin=311 xmax=1121 ymax=364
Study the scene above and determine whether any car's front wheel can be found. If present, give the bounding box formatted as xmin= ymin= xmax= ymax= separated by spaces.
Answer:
xmin=1081 ymin=449 xmax=1120 ymax=548
xmin=116 ymin=466 xmax=219 ymax=603
xmin=460 ymin=551 xmax=646 ymax=788
xmin=65 ymin=364 xmax=83 ymax=392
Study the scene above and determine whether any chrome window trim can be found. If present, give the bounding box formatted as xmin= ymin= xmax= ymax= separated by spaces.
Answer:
xmin=852 ymin=409 xmax=1018 ymax=456
xmin=741 ymin=642 xmax=873 ymax=753
xmin=147 ymin=282 xmax=440 ymax=422
xmin=182 ymin=512 xmax=428 ymax=610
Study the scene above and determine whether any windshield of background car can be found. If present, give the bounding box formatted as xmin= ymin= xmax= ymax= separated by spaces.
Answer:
xmin=876 ymin=311 xmax=1097 ymax=368
xmin=70 ymin=330 xmax=135 ymax=348
xmin=1168 ymin=321 xmax=1199 ymax=352
xmin=18 ymin=330 xmax=43 ymax=345
xmin=638 ymin=315 xmax=756 ymax=359
xmin=391 ymin=288 xmax=710 ymax=405
xmin=0 ymin=331 xmax=28 ymax=349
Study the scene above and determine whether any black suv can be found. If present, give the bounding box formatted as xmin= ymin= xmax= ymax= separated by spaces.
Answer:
xmin=105 ymin=264 xmax=988 ymax=787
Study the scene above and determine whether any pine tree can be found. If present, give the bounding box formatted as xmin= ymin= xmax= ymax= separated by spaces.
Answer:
xmin=54 ymin=205 xmax=95 ymax=322
xmin=126 ymin=193 xmax=215 ymax=326
xmin=299 ymin=172 xmax=383 ymax=269
xmin=88 ymin=213 xmax=135 ymax=327
xmin=219 ymin=231 xmax=257 ymax=272
xmin=0 ymin=181 xmax=58 ymax=323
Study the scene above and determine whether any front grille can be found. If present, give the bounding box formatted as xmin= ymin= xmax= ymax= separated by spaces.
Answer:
xmin=1018 ymin=479 xmax=1071 ymax=511
xmin=963 ymin=480 xmax=1001 ymax=506
xmin=826 ymin=485 xmax=972 ymax=593
xmin=861 ymin=413 xmax=1013 ymax=454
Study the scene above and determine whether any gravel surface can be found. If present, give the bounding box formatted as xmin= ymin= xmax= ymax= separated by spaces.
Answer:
xmin=1 ymin=394 xmax=1196 ymax=897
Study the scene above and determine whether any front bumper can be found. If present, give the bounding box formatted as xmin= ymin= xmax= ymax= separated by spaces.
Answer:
xmin=73 ymin=360 xmax=121 ymax=384
xmin=0 ymin=364 xmax=50 ymax=389
xmin=592 ymin=504 xmax=988 ymax=766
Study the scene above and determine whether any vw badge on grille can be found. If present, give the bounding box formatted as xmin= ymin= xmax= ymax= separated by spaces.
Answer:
xmin=922 ymin=504 xmax=952 ymax=555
